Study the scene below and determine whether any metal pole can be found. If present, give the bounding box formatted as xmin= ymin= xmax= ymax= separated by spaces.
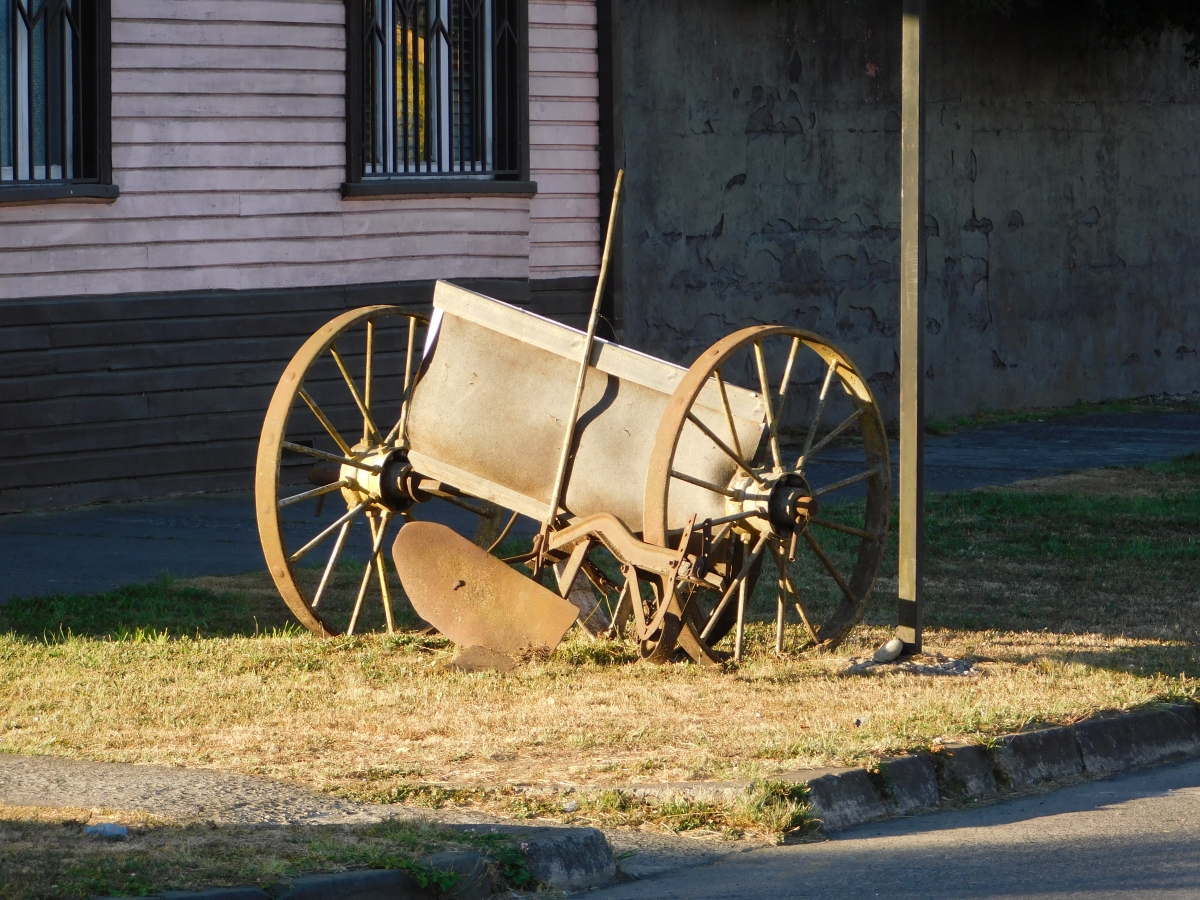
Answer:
xmin=898 ymin=0 xmax=926 ymax=653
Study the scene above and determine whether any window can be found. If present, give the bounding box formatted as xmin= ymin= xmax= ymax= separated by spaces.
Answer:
xmin=344 ymin=0 xmax=532 ymax=196
xmin=1 ymin=0 xmax=113 ymax=201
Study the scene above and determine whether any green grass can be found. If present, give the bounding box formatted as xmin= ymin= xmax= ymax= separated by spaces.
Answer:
xmin=925 ymin=391 xmax=1200 ymax=435
xmin=0 ymin=812 xmax=534 ymax=900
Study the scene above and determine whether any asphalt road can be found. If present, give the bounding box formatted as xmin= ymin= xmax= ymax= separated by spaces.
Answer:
xmin=1 ymin=410 xmax=1197 ymax=599
xmin=592 ymin=759 xmax=1200 ymax=899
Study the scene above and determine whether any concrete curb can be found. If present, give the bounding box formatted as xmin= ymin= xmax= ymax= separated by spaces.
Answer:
xmin=91 ymin=826 xmax=618 ymax=899
xmin=589 ymin=701 xmax=1200 ymax=834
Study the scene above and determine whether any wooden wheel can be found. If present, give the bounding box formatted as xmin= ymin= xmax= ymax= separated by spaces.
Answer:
xmin=644 ymin=326 xmax=891 ymax=660
xmin=255 ymin=306 xmax=521 ymax=637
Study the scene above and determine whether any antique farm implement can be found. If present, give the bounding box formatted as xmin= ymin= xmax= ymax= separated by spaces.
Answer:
xmin=256 ymin=187 xmax=891 ymax=666
xmin=255 ymin=284 xmax=891 ymax=665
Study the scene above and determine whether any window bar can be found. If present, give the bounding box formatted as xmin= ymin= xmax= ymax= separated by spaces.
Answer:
xmin=484 ymin=0 xmax=492 ymax=171
xmin=384 ymin=0 xmax=394 ymax=173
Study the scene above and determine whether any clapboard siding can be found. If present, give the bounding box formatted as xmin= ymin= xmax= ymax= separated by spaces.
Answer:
xmin=0 ymin=0 xmax=599 ymax=510
xmin=527 ymin=0 xmax=600 ymax=279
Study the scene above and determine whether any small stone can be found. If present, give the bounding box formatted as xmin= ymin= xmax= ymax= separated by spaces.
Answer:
xmin=85 ymin=823 xmax=128 ymax=840
xmin=873 ymin=638 xmax=904 ymax=663
xmin=562 ymin=800 xmax=579 ymax=812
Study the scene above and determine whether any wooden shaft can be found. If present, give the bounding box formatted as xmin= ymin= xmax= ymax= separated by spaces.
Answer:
xmin=540 ymin=169 xmax=624 ymax=542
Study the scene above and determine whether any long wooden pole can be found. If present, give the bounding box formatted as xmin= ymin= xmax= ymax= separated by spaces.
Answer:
xmin=537 ymin=170 xmax=625 ymax=562
xmin=898 ymin=0 xmax=926 ymax=652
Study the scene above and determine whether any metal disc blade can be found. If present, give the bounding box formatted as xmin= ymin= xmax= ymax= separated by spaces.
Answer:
xmin=392 ymin=521 xmax=578 ymax=654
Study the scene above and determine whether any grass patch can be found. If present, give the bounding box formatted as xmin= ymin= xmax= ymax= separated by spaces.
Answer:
xmin=925 ymin=391 xmax=1200 ymax=435
xmin=0 ymin=808 xmax=533 ymax=900
xmin=1 ymin=454 xmax=1198 ymax=869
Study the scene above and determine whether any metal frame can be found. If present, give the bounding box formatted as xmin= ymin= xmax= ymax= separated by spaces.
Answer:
xmin=0 ymin=0 xmax=111 ymax=195
xmin=344 ymin=0 xmax=528 ymax=186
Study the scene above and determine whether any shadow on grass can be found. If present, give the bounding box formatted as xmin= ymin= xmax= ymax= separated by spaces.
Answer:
xmin=0 ymin=812 xmax=532 ymax=900
xmin=0 ymin=575 xmax=299 ymax=642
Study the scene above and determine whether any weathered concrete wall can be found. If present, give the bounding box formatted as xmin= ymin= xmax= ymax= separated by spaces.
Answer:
xmin=610 ymin=0 xmax=1200 ymax=420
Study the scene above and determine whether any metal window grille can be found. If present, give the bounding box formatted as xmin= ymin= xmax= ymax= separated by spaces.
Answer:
xmin=2 ymin=0 xmax=105 ymax=184
xmin=361 ymin=0 xmax=519 ymax=178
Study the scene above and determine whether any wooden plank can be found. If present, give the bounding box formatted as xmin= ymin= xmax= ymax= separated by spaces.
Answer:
xmin=113 ymin=142 xmax=344 ymax=170
xmin=529 ymin=28 xmax=597 ymax=51
xmin=530 ymin=99 xmax=600 ymax=122
xmin=116 ymin=0 xmax=344 ymax=26
xmin=116 ymin=166 xmax=345 ymax=193
xmin=1 ymin=351 xmax=406 ymax=404
xmin=112 ymin=69 xmax=344 ymax=95
xmin=529 ymin=1 xmax=596 ymax=26
xmin=0 ymin=256 xmax=531 ymax=300
xmin=113 ymin=93 xmax=346 ymax=119
xmin=114 ymin=118 xmax=343 ymax=144
xmin=529 ymin=50 xmax=598 ymax=74
xmin=530 ymin=124 xmax=599 ymax=146
xmin=0 ymin=192 xmax=241 ymax=223
xmin=111 ymin=21 xmax=343 ymax=51
xmin=114 ymin=44 xmax=342 ymax=71
xmin=528 ymin=196 xmax=599 ymax=220
xmin=528 ymin=75 xmax=598 ymax=99
xmin=526 ymin=171 xmax=599 ymax=194
xmin=0 ymin=333 xmax=324 ymax=378
xmin=528 ymin=148 xmax=600 ymax=169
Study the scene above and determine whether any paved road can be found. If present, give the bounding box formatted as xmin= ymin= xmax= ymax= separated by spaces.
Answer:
xmin=1 ymin=411 xmax=1197 ymax=600
xmin=595 ymin=759 xmax=1200 ymax=899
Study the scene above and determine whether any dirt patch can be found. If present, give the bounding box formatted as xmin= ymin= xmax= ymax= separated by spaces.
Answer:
xmin=992 ymin=467 xmax=1200 ymax=497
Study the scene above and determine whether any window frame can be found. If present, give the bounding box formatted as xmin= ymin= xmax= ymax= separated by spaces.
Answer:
xmin=342 ymin=0 xmax=534 ymax=199
xmin=0 ymin=0 xmax=116 ymax=206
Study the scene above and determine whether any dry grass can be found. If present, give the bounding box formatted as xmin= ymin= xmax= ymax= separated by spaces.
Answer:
xmin=1 ymin=457 xmax=1198 ymax=855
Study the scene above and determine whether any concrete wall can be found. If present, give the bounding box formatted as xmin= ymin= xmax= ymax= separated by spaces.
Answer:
xmin=609 ymin=0 xmax=1200 ymax=420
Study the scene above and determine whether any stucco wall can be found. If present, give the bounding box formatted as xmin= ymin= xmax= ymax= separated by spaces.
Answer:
xmin=610 ymin=0 xmax=1200 ymax=420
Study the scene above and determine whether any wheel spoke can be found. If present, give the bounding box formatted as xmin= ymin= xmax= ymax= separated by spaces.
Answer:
xmin=802 ymin=529 xmax=856 ymax=603
xmin=311 ymin=518 xmax=352 ymax=609
xmin=279 ymin=479 xmax=347 ymax=509
xmin=799 ymin=407 xmax=864 ymax=469
xmin=771 ymin=541 xmax=819 ymax=644
xmin=290 ymin=501 xmax=366 ymax=563
xmin=713 ymin=368 xmax=744 ymax=461
xmin=799 ymin=359 xmax=840 ymax=475
xmin=699 ymin=532 xmax=769 ymax=641
xmin=346 ymin=551 xmax=375 ymax=636
xmin=753 ymin=341 xmax=782 ymax=471
xmin=670 ymin=468 xmax=742 ymax=500
xmin=685 ymin=411 xmax=765 ymax=485
xmin=774 ymin=337 xmax=802 ymax=440
xmin=298 ymin=389 xmax=354 ymax=458
xmin=330 ymin=343 xmax=383 ymax=444
xmin=363 ymin=319 xmax=375 ymax=445
xmin=282 ymin=441 xmax=382 ymax=474
xmin=813 ymin=466 xmax=883 ymax=497
xmin=810 ymin=516 xmax=880 ymax=541
xmin=387 ymin=317 xmax=421 ymax=445
xmin=368 ymin=511 xmax=395 ymax=633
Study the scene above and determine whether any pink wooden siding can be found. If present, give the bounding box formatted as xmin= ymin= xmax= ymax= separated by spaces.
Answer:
xmin=0 ymin=0 xmax=600 ymax=301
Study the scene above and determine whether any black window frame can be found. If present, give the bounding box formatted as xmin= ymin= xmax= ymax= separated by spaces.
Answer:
xmin=0 ymin=0 xmax=116 ymax=205
xmin=342 ymin=0 xmax=534 ymax=198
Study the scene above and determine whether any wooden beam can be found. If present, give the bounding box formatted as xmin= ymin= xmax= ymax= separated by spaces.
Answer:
xmin=898 ymin=0 xmax=926 ymax=653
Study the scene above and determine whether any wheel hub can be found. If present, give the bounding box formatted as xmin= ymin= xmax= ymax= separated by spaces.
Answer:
xmin=727 ymin=470 xmax=818 ymax=539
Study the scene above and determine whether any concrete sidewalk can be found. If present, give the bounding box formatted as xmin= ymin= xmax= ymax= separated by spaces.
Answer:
xmin=1 ymin=410 xmax=1196 ymax=601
